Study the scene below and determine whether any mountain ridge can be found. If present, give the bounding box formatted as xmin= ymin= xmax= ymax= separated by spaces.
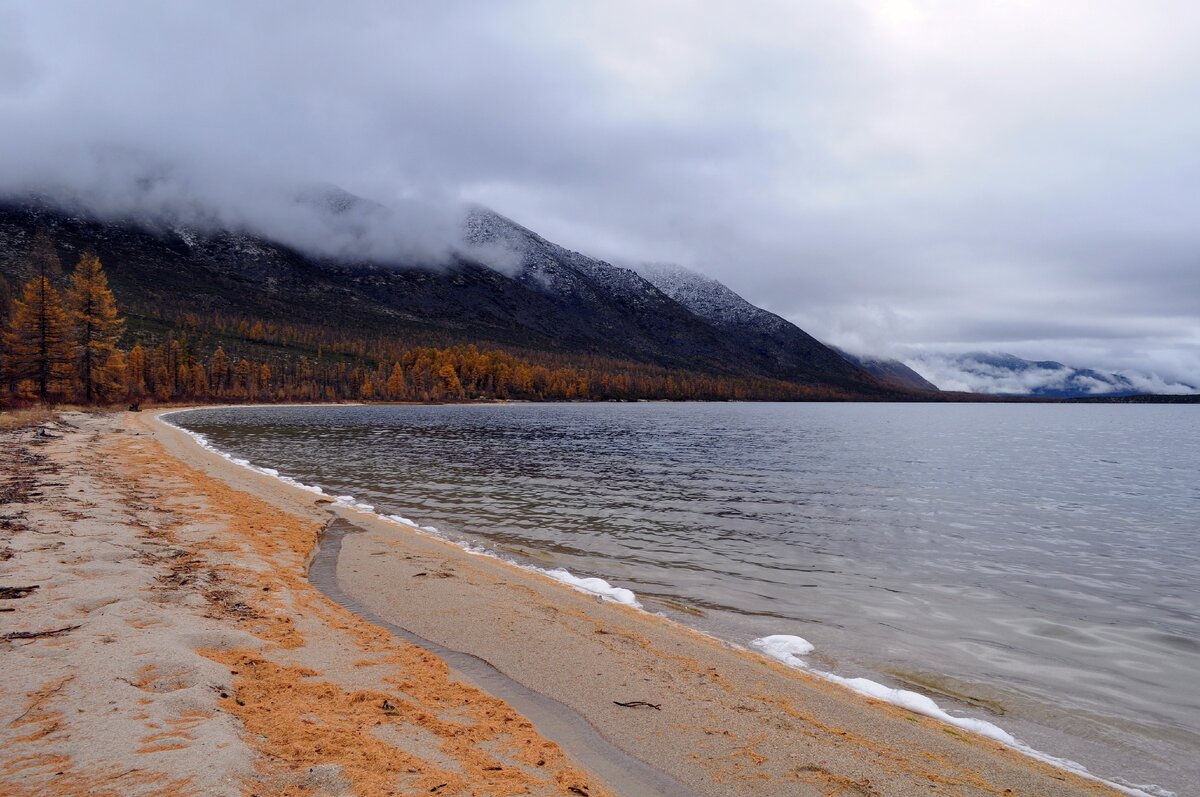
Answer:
xmin=0 ymin=196 xmax=900 ymax=399
xmin=832 ymin=348 xmax=940 ymax=392
xmin=636 ymin=261 xmax=883 ymax=388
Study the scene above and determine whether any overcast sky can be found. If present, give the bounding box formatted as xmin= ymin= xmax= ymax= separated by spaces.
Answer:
xmin=2 ymin=1 xmax=1198 ymax=385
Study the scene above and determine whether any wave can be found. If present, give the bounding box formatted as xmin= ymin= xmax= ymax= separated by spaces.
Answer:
xmin=751 ymin=634 xmax=1173 ymax=797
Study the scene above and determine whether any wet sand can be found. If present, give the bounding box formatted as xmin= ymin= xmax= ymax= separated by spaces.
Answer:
xmin=0 ymin=408 xmax=1127 ymax=796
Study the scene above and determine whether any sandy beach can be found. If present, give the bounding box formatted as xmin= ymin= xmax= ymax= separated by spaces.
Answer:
xmin=0 ymin=408 xmax=1128 ymax=796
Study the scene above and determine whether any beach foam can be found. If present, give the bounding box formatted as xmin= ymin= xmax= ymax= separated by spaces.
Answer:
xmin=750 ymin=634 xmax=814 ymax=666
xmin=542 ymin=569 xmax=641 ymax=608
xmin=821 ymin=673 xmax=1016 ymax=745
xmin=754 ymin=630 xmax=1172 ymax=797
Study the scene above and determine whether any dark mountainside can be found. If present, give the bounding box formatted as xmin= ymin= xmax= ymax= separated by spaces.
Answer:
xmin=637 ymin=262 xmax=938 ymax=392
xmin=0 ymin=199 xmax=904 ymax=400
xmin=636 ymin=262 xmax=882 ymax=387
xmin=832 ymin=348 xmax=940 ymax=392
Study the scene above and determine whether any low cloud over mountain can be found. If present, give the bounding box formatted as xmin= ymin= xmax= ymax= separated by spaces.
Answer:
xmin=2 ymin=2 xmax=1198 ymax=387
xmin=903 ymin=352 xmax=1198 ymax=397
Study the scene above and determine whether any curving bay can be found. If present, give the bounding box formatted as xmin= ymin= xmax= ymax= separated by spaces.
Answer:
xmin=176 ymin=402 xmax=1200 ymax=795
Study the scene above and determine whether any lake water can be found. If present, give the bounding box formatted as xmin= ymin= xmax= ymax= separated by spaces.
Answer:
xmin=172 ymin=403 xmax=1199 ymax=795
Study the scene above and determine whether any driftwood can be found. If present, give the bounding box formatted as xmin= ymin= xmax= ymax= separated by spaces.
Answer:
xmin=4 ymin=624 xmax=81 ymax=640
xmin=0 ymin=585 xmax=39 ymax=599
xmin=612 ymin=700 xmax=661 ymax=710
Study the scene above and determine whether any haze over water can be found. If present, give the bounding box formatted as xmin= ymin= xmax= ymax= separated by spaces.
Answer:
xmin=176 ymin=403 xmax=1199 ymax=795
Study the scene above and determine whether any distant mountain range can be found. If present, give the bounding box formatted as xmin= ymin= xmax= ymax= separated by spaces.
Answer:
xmin=0 ymin=196 xmax=909 ymax=399
xmin=617 ymin=263 xmax=1195 ymax=399
xmin=903 ymin=352 xmax=1197 ymax=398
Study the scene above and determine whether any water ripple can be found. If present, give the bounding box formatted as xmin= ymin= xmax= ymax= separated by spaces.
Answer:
xmin=176 ymin=402 xmax=1199 ymax=793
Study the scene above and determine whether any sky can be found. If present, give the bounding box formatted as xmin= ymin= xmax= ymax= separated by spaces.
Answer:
xmin=1 ymin=0 xmax=1198 ymax=387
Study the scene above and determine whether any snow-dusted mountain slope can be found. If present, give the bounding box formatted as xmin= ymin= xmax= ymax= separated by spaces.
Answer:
xmin=833 ymin=348 xmax=940 ymax=392
xmin=465 ymin=207 xmax=679 ymax=314
xmin=638 ymin=262 xmax=893 ymax=389
xmin=639 ymin=262 xmax=782 ymax=332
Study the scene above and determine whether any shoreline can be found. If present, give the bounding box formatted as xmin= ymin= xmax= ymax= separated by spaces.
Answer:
xmin=2 ymin=410 xmax=607 ymax=797
xmin=150 ymin=406 xmax=1137 ymax=796
xmin=0 ymin=407 xmax=1135 ymax=796
xmin=309 ymin=518 xmax=696 ymax=797
xmin=159 ymin=404 xmax=1177 ymax=797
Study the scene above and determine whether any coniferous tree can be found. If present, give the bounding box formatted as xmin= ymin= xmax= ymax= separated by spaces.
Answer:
xmin=386 ymin=362 xmax=406 ymax=399
xmin=0 ymin=275 xmax=12 ymax=406
xmin=3 ymin=276 xmax=73 ymax=399
xmin=66 ymin=253 xmax=126 ymax=402
xmin=126 ymin=343 xmax=148 ymax=397
xmin=210 ymin=347 xmax=229 ymax=396
xmin=0 ymin=275 xmax=13 ymax=326
xmin=438 ymin=362 xmax=464 ymax=399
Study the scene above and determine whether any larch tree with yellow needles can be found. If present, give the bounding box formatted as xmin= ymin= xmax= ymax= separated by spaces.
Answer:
xmin=66 ymin=253 xmax=126 ymax=403
xmin=4 ymin=275 xmax=74 ymax=400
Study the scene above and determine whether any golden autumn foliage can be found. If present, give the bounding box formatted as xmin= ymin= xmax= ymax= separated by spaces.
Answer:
xmin=3 ymin=275 xmax=74 ymax=400
xmin=66 ymin=252 xmax=126 ymax=402
xmin=107 ymin=334 xmax=847 ymax=405
xmin=2 ymin=231 xmax=859 ymax=408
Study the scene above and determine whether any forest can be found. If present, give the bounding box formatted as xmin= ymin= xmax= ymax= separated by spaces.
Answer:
xmin=1 ymin=230 xmax=853 ymax=407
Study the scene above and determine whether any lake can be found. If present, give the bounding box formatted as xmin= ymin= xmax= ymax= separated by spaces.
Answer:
xmin=172 ymin=402 xmax=1199 ymax=795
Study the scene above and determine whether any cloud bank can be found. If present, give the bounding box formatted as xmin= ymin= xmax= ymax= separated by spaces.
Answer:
xmin=1 ymin=1 xmax=1197 ymax=382
xmin=4 ymin=146 xmax=472 ymax=265
xmin=904 ymin=352 xmax=1198 ymax=396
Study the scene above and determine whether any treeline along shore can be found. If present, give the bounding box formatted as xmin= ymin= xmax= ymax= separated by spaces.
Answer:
xmin=0 ymin=228 xmax=865 ymax=408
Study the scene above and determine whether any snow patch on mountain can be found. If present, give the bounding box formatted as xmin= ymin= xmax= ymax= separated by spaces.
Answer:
xmin=637 ymin=262 xmax=791 ymax=336
xmin=464 ymin=207 xmax=678 ymax=309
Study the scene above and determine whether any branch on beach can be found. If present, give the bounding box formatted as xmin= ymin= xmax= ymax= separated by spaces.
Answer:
xmin=612 ymin=700 xmax=661 ymax=710
xmin=0 ymin=585 xmax=39 ymax=599
xmin=9 ymin=675 xmax=74 ymax=724
xmin=4 ymin=623 xmax=81 ymax=640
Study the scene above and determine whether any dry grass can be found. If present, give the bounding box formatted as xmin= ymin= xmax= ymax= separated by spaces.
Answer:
xmin=0 ymin=407 xmax=59 ymax=431
xmin=0 ymin=405 xmax=104 ymax=431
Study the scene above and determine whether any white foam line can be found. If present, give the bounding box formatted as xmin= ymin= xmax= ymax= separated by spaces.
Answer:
xmin=750 ymin=635 xmax=1174 ymax=797
xmin=159 ymin=409 xmax=642 ymax=608
xmin=158 ymin=409 xmax=1170 ymax=797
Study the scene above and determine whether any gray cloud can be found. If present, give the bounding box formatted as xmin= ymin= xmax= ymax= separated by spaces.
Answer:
xmin=1 ymin=1 xmax=1198 ymax=383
